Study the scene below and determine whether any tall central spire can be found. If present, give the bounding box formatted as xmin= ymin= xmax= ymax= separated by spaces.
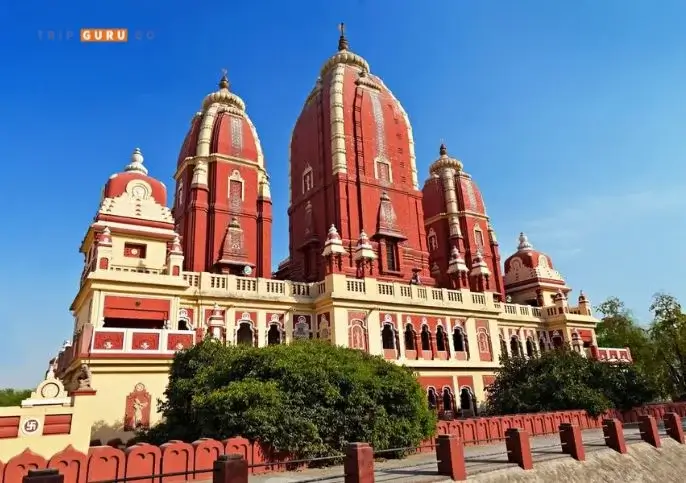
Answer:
xmin=338 ymin=22 xmax=349 ymax=51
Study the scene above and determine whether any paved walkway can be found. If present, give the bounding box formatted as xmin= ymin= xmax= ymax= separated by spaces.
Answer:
xmin=247 ymin=423 xmax=655 ymax=482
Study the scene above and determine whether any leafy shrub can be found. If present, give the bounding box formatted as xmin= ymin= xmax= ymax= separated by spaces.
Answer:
xmin=139 ymin=339 xmax=436 ymax=458
xmin=484 ymin=349 xmax=658 ymax=416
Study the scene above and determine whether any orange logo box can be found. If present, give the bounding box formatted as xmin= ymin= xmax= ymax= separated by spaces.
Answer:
xmin=80 ymin=28 xmax=128 ymax=42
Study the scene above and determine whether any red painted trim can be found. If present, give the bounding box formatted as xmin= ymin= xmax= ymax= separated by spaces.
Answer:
xmin=504 ymin=278 xmax=568 ymax=290
xmin=95 ymin=215 xmax=175 ymax=230
xmin=69 ymin=389 xmax=97 ymax=396
xmin=80 ymin=353 xmax=174 ymax=360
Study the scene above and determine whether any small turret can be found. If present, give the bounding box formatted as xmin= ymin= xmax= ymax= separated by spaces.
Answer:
xmin=470 ymin=249 xmax=491 ymax=292
xmin=166 ymin=233 xmax=184 ymax=276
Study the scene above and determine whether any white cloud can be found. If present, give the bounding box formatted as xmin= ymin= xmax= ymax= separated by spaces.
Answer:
xmin=522 ymin=185 xmax=686 ymax=250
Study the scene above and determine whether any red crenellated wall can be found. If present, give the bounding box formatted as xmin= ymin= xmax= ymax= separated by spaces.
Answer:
xmin=4 ymin=402 xmax=685 ymax=482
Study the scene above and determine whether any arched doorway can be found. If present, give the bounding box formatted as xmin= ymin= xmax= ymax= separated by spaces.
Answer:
xmin=441 ymin=387 xmax=455 ymax=419
xmin=510 ymin=336 xmax=521 ymax=357
xmin=267 ymin=323 xmax=281 ymax=345
xmin=404 ymin=324 xmax=416 ymax=351
xmin=460 ymin=387 xmax=475 ymax=417
xmin=427 ymin=387 xmax=438 ymax=409
xmin=381 ymin=323 xmax=396 ymax=349
xmin=236 ymin=321 xmax=254 ymax=346
xmin=420 ymin=325 xmax=431 ymax=351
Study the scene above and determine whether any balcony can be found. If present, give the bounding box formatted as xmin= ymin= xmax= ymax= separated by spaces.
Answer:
xmin=181 ymin=272 xmax=324 ymax=303
xmin=589 ymin=346 xmax=633 ymax=363
xmin=89 ymin=328 xmax=197 ymax=355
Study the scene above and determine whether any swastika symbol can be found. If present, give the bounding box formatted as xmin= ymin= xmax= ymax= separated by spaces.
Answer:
xmin=23 ymin=419 xmax=39 ymax=433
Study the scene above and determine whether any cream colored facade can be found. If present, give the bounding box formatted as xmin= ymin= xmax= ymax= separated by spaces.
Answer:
xmin=0 ymin=149 xmax=632 ymax=463
xmin=52 ymin=252 xmax=600 ymax=438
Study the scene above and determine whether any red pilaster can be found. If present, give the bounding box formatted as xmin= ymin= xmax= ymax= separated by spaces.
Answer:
xmin=436 ymin=434 xmax=467 ymax=481
xmin=602 ymin=418 xmax=627 ymax=454
xmin=22 ymin=469 xmax=64 ymax=483
xmin=664 ymin=412 xmax=685 ymax=444
xmin=344 ymin=442 xmax=374 ymax=483
xmin=505 ymin=428 xmax=533 ymax=470
xmin=213 ymin=454 xmax=248 ymax=483
xmin=639 ymin=415 xmax=661 ymax=448
xmin=257 ymin=198 xmax=273 ymax=278
xmin=185 ymin=185 xmax=209 ymax=272
xmin=559 ymin=423 xmax=585 ymax=461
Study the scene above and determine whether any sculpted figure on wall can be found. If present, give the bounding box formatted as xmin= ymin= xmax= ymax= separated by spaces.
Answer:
xmin=77 ymin=363 xmax=92 ymax=389
xmin=124 ymin=382 xmax=152 ymax=431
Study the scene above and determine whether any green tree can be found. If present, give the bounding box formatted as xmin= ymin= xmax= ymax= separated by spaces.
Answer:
xmin=649 ymin=293 xmax=686 ymax=400
xmin=484 ymin=349 xmax=657 ymax=416
xmin=0 ymin=388 xmax=31 ymax=407
xmin=140 ymin=339 xmax=436 ymax=458
xmin=595 ymin=296 xmax=666 ymax=396
xmin=595 ymin=297 xmax=651 ymax=359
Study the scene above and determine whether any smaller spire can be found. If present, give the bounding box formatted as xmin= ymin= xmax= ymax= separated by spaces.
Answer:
xmin=338 ymin=22 xmax=349 ymax=51
xmin=124 ymin=148 xmax=148 ymax=175
xmin=170 ymin=233 xmax=183 ymax=253
xmin=439 ymin=143 xmax=447 ymax=156
xmin=517 ymin=232 xmax=533 ymax=251
xmin=219 ymin=68 xmax=229 ymax=90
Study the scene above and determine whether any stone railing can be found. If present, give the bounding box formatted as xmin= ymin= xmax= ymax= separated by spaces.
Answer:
xmin=181 ymin=271 xmax=325 ymax=303
xmin=173 ymin=272 xmax=592 ymax=323
xmin=590 ymin=346 xmax=633 ymax=363
xmin=108 ymin=264 xmax=165 ymax=275
xmin=89 ymin=328 xmax=196 ymax=354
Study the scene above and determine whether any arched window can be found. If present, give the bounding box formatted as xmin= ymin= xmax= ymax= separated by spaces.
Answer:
xmin=427 ymin=228 xmax=438 ymax=252
xmin=302 ymin=165 xmax=313 ymax=193
xmin=453 ymin=327 xmax=466 ymax=352
xmin=236 ymin=321 xmax=254 ymax=346
xmin=404 ymin=324 xmax=416 ymax=350
xmin=427 ymin=388 xmax=438 ymax=409
xmin=420 ymin=325 xmax=431 ymax=351
xmin=381 ymin=323 xmax=396 ymax=350
xmin=442 ymin=388 xmax=454 ymax=412
xmin=552 ymin=334 xmax=564 ymax=348
xmin=499 ymin=335 xmax=508 ymax=359
xmin=571 ymin=334 xmax=583 ymax=353
xmin=178 ymin=319 xmax=191 ymax=331
xmin=474 ymin=227 xmax=484 ymax=248
xmin=526 ymin=337 xmax=536 ymax=357
xmin=460 ymin=387 xmax=473 ymax=412
xmin=176 ymin=180 xmax=184 ymax=207
xmin=375 ymin=157 xmax=393 ymax=183
xmin=436 ymin=326 xmax=447 ymax=351
xmin=228 ymin=170 xmax=244 ymax=212
xmin=510 ymin=336 xmax=521 ymax=357
xmin=477 ymin=330 xmax=489 ymax=353
xmin=267 ymin=323 xmax=281 ymax=345
xmin=539 ymin=337 xmax=548 ymax=352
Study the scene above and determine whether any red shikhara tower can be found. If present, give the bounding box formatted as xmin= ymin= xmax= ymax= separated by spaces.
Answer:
xmin=278 ymin=24 xmax=430 ymax=283
xmin=422 ymin=144 xmax=504 ymax=298
xmin=173 ymin=73 xmax=272 ymax=277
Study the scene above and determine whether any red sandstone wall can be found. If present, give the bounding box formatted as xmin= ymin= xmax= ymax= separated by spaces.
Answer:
xmin=4 ymin=402 xmax=685 ymax=482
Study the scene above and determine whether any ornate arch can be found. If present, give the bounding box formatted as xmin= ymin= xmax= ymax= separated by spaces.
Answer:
xmin=348 ymin=318 xmax=368 ymax=352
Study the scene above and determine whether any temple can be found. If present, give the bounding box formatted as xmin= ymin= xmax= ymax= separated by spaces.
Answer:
xmin=37 ymin=25 xmax=631 ymax=443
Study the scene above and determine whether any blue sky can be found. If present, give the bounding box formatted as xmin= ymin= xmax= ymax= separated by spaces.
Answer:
xmin=1 ymin=0 xmax=685 ymax=388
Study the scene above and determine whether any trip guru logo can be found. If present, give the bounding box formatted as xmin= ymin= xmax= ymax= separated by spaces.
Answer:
xmin=37 ymin=29 xmax=155 ymax=42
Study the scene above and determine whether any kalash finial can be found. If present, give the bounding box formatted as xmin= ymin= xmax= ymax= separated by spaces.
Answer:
xmin=338 ymin=22 xmax=349 ymax=51
xmin=439 ymin=141 xmax=447 ymax=156
xmin=218 ymin=68 xmax=229 ymax=90
xmin=124 ymin=147 xmax=148 ymax=175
